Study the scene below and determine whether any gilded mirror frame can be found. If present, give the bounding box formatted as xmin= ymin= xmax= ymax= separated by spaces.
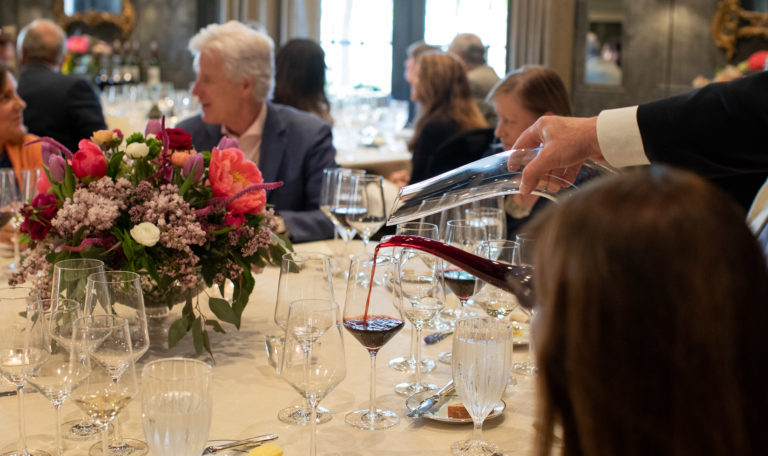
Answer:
xmin=53 ymin=0 xmax=136 ymax=39
xmin=712 ymin=0 xmax=768 ymax=60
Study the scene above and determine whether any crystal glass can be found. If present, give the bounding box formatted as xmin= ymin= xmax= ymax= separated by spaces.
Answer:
xmin=451 ymin=317 xmax=513 ymax=456
xmin=50 ymin=258 xmax=105 ymax=441
xmin=141 ymin=358 xmax=213 ymax=456
xmin=0 ymin=169 xmax=23 ymax=274
xmin=273 ymin=251 xmax=335 ymax=425
xmin=393 ymin=249 xmax=444 ymax=396
xmin=473 ymin=240 xmax=521 ymax=319
xmin=343 ymin=254 xmax=404 ymax=430
xmin=320 ymin=168 xmax=365 ymax=265
xmin=279 ymin=299 xmax=345 ymax=456
xmin=0 ymin=286 xmax=50 ymax=456
xmin=465 ymin=206 xmax=506 ymax=242
xmin=27 ymin=304 xmax=91 ymax=456
xmin=72 ymin=315 xmax=141 ymax=456
xmin=512 ymin=233 xmax=537 ymax=376
xmin=389 ymin=222 xmax=440 ymax=373
xmin=84 ymin=271 xmax=149 ymax=455
xmin=347 ymin=174 xmax=387 ymax=247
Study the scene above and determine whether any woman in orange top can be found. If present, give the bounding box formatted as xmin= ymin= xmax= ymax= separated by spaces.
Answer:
xmin=0 ymin=62 xmax=42 ymax=176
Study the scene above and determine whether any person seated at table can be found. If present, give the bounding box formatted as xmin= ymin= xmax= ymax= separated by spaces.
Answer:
xmin=16 ymin=19 xmax=106 ymax=153
xmin=529 ymin=166 xmax=768 ymax=456
xmin=404 ymin=40 xmax=441 ymax=126
xmin=448 ymin=33 xmax=500 ymax=127
xmin=0 ymin=62 xmax=42 ymax=177
xmin=273 ymin=38 xmax=333 ymax=124
xmin=486 ymin=65 xmax=572 ymax=237
xmin=176 ymin=21 xmax=337 ymax=243
xmin=388 ymin=52 xmax=487 ymax=187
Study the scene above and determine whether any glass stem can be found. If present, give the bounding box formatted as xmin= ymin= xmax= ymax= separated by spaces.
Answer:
xmin=367 ymin=352 xmax=377 ymax=418
xmin=54 ymin=402 xmax=64 ymax=456
xmin=111 ymin=416 xmax=126 ymax=448
xmin=408 ymin=325 xmax=416 ymax=363
xmin=472 ymin=419 xmax=484 ymax=442
xmin=16 ymin=384 xmax=28 ymax=453
xmin=309 ymin=399 xmax=318 ymax=456
xmin=102 ymin=424 xmax=109 ymax=454
xmin=414 ymin=325 xmax=423 ymax=387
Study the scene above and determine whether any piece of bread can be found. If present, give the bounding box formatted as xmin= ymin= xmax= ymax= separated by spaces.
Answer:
xmin=447 ymin=403 xmax=471 ymax=419
xmin=247 ymin=444 xmax=283 ymax=456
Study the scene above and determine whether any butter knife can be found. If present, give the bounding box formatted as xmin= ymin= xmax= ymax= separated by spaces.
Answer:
xmin=407 ymin=379 xmax=455 ymax=417
xmin=202 ymin=433 xmax=278 ymax=454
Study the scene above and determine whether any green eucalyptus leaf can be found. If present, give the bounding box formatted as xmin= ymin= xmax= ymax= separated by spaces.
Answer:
xmin=208 ymin=298 xmax=237 ymax=326
xmin=168 ymin=318 xmax=189 ymax=348
xmin=192 ymin=317 xmax=204 ymax=355
xmin=205 ymin=319 xmax=226 ymax=333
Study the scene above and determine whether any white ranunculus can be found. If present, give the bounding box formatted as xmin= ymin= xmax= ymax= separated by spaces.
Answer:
xmin=125 ymin=142 xmax=149 ymax=158
xmin=130 ymin=222 xmax=160 ymax=247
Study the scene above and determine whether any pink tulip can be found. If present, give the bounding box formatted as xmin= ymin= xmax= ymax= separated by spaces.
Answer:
xmin=36 ymin=171 xmax=51 ymax=194
xmin=145 ymin=119 xmax=163 ymax=137
xmin=182 ymin=153 xmax=204 ymax=182
xmin=71 ymin=139 xmax=107 ymax=179
xmin=48 ymin=155 xmax=66 ymax=182
xmin=208 ymin=147 xmax=266 ymax=215
xmin=217 ymin=137 xmax=239 ymax=150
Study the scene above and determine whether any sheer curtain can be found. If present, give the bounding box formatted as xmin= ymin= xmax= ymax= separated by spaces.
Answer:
xmin=220 ymin=0 xmax=321 ymax=43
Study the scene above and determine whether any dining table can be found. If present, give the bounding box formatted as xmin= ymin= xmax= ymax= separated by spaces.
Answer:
xmin=0 ymin=240 xmax=539 ymax=456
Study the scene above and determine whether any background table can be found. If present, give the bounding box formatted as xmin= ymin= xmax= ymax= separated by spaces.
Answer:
xmin=0 ymin=240 xmax=538 ymax=456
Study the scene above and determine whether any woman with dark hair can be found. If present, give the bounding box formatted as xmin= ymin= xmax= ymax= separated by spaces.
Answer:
xmin=273 ymin=38 xmax=332 ymax=123
xmin=0 ymin=62 xmax=42 ymax=175
xmin=529 ymin=166 xmax=768 ymax=456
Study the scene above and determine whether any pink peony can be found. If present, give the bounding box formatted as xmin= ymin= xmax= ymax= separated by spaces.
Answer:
xmin=66 ymin=35 xmax=89 ymax=54
xmin=208 ymin=147 xmax=266 ymax=215
xmin=71 ymin=139 xmax=107 ymax=179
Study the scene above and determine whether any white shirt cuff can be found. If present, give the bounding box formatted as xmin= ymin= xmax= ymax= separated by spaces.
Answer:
xmin=596 ymin=106 xmax=650 ymax=167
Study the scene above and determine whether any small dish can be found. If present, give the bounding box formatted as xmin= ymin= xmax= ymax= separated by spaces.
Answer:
xmin=406 ymin=390 xmax=505 ymax=423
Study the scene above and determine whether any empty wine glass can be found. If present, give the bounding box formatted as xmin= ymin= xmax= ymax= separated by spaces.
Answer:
xmin=0 ymin=169 xmax=22 ymax=274
xmin=451 ymin=317 xmax=513 ymax=456
xmin=280 ymin=299 xmax=346 ymax=456
xmin=473 ymin=240 xmax=521 ymax=319
xmin=273 ymin=251 xmax=335 ymax=425
xmin=347 ymin=174 xmax=387 ymax=248
xmin=50 ymin=258 xmax=105 ymax=441
xmin=84 ymin=271 xmax=149 ymax=455
xmin=388 ymin=222 xmax=440 ymax=374
xmin=320 ymin=168 xmax=365 ymax=264
xmin=343 ymin=254 xmax=404 ymax=430
xmin=465 ymin=206 xmax=506 ymax=242
xmin=27 ymin=304 xmax=91 ymax=456
xmin=141 ymin=358 xmax=213 ymax=456
xmin=0 ymin=286 xmax=50 ymax=456
xmin=393 ymin=249 xmax=444 ymax=396
xmin=513 ymin=233 xmax=537 ymax=376
xmin=72 ymin=315 xmax=141 ymax=456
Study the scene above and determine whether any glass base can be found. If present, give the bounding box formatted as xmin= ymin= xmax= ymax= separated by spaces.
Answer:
xmin=426 ymin=314 xmax=453 ymax=331
xmin=513 ymin=361 xmax=538 ymax=376
xmin=62 ymin=418 xmax=104 ymax=441
xmin=438 ymin=351 xmax=452 ymax=364
xmin=89 ymin=439 xmax=148 ymax=456
xmin=450 ymin=439 xmax=503 ymax=456
xmin=394 ymin=381 xmax=438 ymax=396
xmin=388 ymin=356 xmax=436 ymax=373
xmin=277 ymin=404 xmax=332 ymax=425
xmin=0 ymin=449 xmax=50 ymax=456
xmin=345 ymin=408 xmax=399 ymax=430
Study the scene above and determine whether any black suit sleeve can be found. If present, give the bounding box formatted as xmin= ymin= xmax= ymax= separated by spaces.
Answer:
xmin=66 ymin=78 xmax=107 ymax=140
xmin=637 ymin=71 xmax=768 ymax=177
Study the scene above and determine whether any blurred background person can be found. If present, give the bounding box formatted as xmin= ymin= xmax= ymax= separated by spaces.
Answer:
xmin=177 ymin=21 xmax=336 ymax=242
xmin=0 ymin=62 xmax=42 ymax=176
xmin=448 ymin=33 xmax=500 ymax=127
xmin=16 ymin=19 xmax=106 ymax=153
xmin=0 ymin=28 xmax=17 ymax=75
xmin=403 ymin=40 xmax=441 ymax=125
xmin=388 ymin=52 xmax=487 ymax=188
xmin=585 ymin=31 xmax=622 ymax=85
xmin=486 ymin=65 xmax=572 ymax=236
xmin=530 ymin=166 xmax=768 ymax=456
xmin=273 ymin=38 xmax=333 ymax=124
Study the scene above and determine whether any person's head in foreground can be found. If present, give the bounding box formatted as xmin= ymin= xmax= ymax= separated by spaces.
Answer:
xmin=0 ymin=63 xmax=26 ymax=146
xmin=529 ymin=165 xmax=768 ymax=456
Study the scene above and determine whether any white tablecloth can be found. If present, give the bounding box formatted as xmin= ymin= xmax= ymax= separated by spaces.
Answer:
xmin=0 ymin=241 xmax=537 ymax=455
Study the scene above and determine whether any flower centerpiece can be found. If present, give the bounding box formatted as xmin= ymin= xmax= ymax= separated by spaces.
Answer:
xmin=11 ymin=120 xmax=291 ymax=356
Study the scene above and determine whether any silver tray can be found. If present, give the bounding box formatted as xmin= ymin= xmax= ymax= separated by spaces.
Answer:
xmin=406 ymin=390 xmax=505 ymax=423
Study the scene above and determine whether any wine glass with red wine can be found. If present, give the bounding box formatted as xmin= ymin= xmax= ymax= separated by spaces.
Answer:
xmin=343 ymin=254 xmax=404 ymax=430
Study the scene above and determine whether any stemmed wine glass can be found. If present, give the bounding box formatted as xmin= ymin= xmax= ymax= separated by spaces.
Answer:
xmin=465 ymin=206 xmax=506 ymax=243
xmin=0 ymin=169 xmax=22 ymax=274
xmin=141 ymin=358 xmax=213 ymax=456
xmin=273 ymin=251 xmax=335 ymax=425
xmin=27 ymin=303 xmax=92 ymax=456
xmin=50 ymin=258 xmax=105 ymax=441
xmin=279 ymin=299 xmax=346 ymax=456
xmin=72 ymin=315 xmax=141 ymax=456
xmin=512 ymin=233 xmax=537 ymax=376
xmin=8 ymin=169 xmax=40 ymax=273
xmin=438 ymin=220 xmax=487 ymax=364
xmin=0 ymin=286 xmax=50 ymax=456
xmin=84 ymin=271 xmax=149 ymax=456
xmin=343 ymin=254 xmax=404 ymax=430
xmin=347 ymin=174 xmax=387 ymax=249
xmin=388 ymin=222 xmax=440 ymax=374
xmin=320 ymin=168 xmax=365 ymax=265
xmin=393 ymin=249 xmax=444 ymax=396
xmin=473 ymin=240 xmax=522 ymax=320
xmin=451 ymin=317 xmax=513 ymax=456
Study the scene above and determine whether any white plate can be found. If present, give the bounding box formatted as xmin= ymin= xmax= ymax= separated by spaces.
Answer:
xmin=406 ymin=390 xmax=505 ymax=423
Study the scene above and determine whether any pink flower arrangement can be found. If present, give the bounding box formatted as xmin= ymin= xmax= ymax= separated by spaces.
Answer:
xmin=11 ymin=120 xmax=291 ymax=356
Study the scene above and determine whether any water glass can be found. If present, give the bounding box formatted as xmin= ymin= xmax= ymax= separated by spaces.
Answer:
xmin=141 ymin=358 xmax=213 ymax=456
xmin=451 ymin=317 xmax=513 ymax=456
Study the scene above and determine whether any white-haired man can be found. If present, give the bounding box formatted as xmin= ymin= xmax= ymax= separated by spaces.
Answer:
xmin=448 ymin=33 xmax=499 ymax=127
xmin=177 ymin=21 xmax=337 ymax=242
